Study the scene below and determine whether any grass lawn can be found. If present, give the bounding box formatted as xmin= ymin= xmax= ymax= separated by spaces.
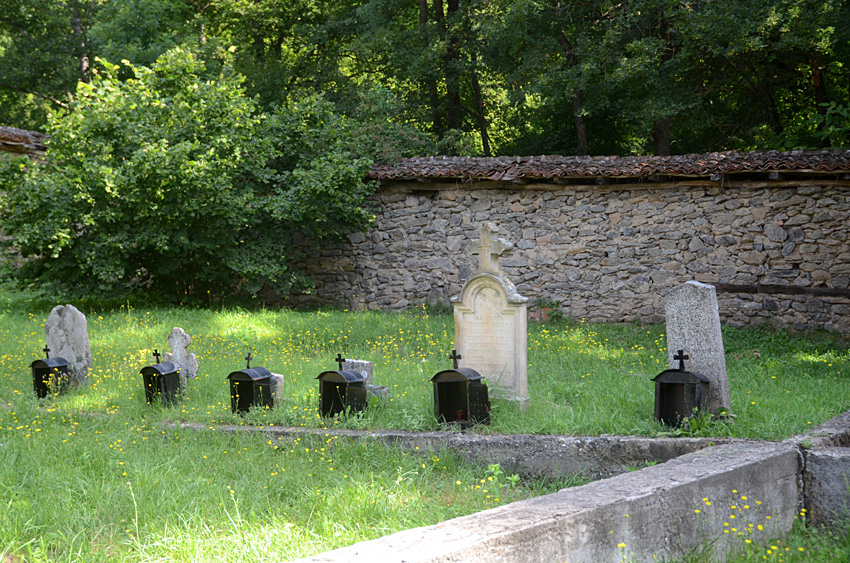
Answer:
xmin=1 ymin=305 xmax=849 ymax=561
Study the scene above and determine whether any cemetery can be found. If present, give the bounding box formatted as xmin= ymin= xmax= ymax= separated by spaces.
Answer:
xmin=0 ymin=131 xmax=849 ymax=560
xmin=2 ymin=0 xmax=849 ymax=555
xmin=2 ymin=262 xmax=850 ymax=561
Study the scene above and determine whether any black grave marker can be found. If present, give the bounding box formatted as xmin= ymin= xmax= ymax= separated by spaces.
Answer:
xmin=653 ymin=349 xmax=710 ymax=426
xmin=141 ymin=349 xmax=182 ymax=407
xmin=31 ymin=345 xmax=70 ymax=398
xmin=316 ymin=353 xmax=368 ymax=417
xmin=228 ymin=353 xmax=274 ymax=414
xmin=431 ymin=349 xmax=490 ymax=427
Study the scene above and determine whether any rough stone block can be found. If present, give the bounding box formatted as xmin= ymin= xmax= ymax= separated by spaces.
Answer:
xmin=804 ymin=448 xmax=850 ymax=527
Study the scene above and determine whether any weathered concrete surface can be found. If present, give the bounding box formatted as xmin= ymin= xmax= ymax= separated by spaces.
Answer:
xmin=292 ymin=442 xmax=801 ymax=563
xmin=804 ymin=448 xmax=850 ymax=526
xmin=786 ymin=409 xmax=850 ymax=448
xmin=178 ymin=422 xmax=725 ymax=481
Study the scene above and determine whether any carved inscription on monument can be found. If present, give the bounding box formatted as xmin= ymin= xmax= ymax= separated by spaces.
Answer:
xmin=454 ymin=277 xmax=527 ymax=401
xmin=460 ymin=287 xmax=516 ymax=385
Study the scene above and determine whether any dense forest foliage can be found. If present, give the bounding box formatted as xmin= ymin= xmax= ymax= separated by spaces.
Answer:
xmin=0 ymin=0 xmax=848 ymax=303
xmin=2 ymin=0 xmax=848 ymax=157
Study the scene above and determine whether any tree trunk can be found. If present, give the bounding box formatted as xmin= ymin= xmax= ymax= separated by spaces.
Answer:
xmin=811 ymin=55 xmax=827 ymax=111
xmin=421 ymin=0 xmax=443 ymax=138
xmin=652 ymin=118 xmax=670 ymax=156
xmin=470 ymin=61 xmax=490 ymax=156
xmin=444 ymin=0 xmax=462 ymax=133
xmin=71 ymin=5 xmax=90 ymax=83
xmin=573 ymin=87 xmax=587 ymax=156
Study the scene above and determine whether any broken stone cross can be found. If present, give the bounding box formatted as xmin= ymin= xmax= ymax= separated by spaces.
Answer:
xmin=467 ymin=222 xmax=514 ymax=275
xmin=162 ymin=327 xmax=199 ymax=386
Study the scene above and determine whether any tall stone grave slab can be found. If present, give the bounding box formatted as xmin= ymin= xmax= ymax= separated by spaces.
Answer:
xmin=162 ymin=327 xmax=199 ymax=386
xmin=665 ymin=281 xmax=732 ymax=414
xmin=452 ymin=222 xmax=528 ymax=403
xmin=45 ymin=304 xmax=92 ymax=384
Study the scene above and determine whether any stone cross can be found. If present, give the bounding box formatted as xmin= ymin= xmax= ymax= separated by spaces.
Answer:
xmin=43 ymin=345 xmax=50 ymax=359
xmin=449 ymin=349 xmax=462 ymax=369
xmin=153 ymin=349 xmax=162 ymax=364
xmin=673 ymin=349 xmax=689 ymax=371
xmin=467 ymin=222 xmax=513 ymax=274
xmin=335 ymin=353 xmax=345 ymax=371
xmin=162 ymin=327 xmax=199 ymax=385
xmin=245 ymin=352 xmax=253 ymax=369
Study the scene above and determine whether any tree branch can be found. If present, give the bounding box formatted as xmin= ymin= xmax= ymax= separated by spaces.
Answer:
xmin=0 ymin=82 xmax=71 ymax=109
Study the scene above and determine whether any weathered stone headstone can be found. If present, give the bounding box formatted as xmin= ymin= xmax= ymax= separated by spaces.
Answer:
xmin=342 ymin=359 xmax=373 ymax=385
xmin=162 ymin=327 xmax=199 ymax=386
xmin=45 ymin=304 xmax=92 ymax=384
xmin=452 ymin=222 xmax=528 ymax=404
xmin=665 ymin=281 xmax=732 ymax=414
xmin=342 ymin=358 xmax=388 ymax=398
xmin=270 ymin=372 xmax=285 ymax=403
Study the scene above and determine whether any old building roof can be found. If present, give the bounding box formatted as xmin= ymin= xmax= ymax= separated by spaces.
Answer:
xmin=0 ymin=126 xmax=48 ymax=156
xmin=368 ymin=150 xmax=850 ymax=183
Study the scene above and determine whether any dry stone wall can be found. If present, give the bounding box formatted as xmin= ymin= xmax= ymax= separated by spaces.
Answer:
xmin=288 ymin=181 xmax=850 ymax=332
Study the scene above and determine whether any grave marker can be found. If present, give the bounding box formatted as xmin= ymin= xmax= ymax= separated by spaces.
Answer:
xmin=452 ymin=222 xmax=528 ymax=404
xmin=665 ymin=281 xmax=732 ymax=415
xmin=340 ymin=356 xmax=388 ymax=398
xmin=162 ymin=327 xmax=198 ymax=386
xmin=45 ymin=304 xmax=91 ymax=385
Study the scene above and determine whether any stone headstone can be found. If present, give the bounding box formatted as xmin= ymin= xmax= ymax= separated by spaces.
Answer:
xmin=452 ymin=223 xmax=528 ymax=403
xmin=270 ymin=372 xmax=285 ymax=403
xmin=342 ymin=359 xmax=373 ymax=386
xmin=162 ymin=327 xmax=198 ymax=385
xmin=45 ymin=304 xmax=92 ymax=384
xmin=665 ymin=281 xmax=732 ymax=414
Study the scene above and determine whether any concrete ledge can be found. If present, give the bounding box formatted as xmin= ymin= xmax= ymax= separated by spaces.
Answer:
xmin=786 ymin=409 xmax=850 ymax=448
xmin=293 ymin=442 xmax=801 ymax=563
xmin=181 ymin=423 xmax=725 ymax=481
xmin=804 ymin=447 xmax=850 ymax=526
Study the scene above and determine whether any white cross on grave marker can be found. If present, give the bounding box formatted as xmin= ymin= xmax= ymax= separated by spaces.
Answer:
xmin=453 ymin=222 xmax=528 ymax=405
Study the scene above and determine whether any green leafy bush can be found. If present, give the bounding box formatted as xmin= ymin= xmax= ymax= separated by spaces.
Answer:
xmin=0 ymin=48 xmax=375 ymax=304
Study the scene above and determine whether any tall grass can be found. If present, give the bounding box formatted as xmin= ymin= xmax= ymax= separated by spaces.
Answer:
xmin=1 ymin=306 xmax=848 ymax=439
xmin=1 ymin=305 xmax=848 ymax=561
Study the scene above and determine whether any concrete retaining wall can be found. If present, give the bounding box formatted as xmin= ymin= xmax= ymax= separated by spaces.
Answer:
xmin=192 ymin=423 xmax=723 ymax=482
xmin=293 ymin=442 xmax=802 ymax=563
xmin=180 ymin=409 xmax=850 ymax=562
xmin=804 ymin=448 xmax=850 ymax=527
xmin=286 ymin=182 xmax=850 ymax=332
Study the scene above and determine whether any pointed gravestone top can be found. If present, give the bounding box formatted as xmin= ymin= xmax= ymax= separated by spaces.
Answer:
xmin=466 ymin=222 xmax=514 ymax=275
xmin=665 ymin=281 xmax=732 ymax=415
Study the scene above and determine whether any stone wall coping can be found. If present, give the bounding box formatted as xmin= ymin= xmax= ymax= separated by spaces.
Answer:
xmin=369 ymin=150 xmax=850 ymax=184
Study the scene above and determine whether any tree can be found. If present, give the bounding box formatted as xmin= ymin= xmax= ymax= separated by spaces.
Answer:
xmin=0 ymin=0 xmax=102 ymax=128
xmin=0 ymin=48 xmax=375 ymax=303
